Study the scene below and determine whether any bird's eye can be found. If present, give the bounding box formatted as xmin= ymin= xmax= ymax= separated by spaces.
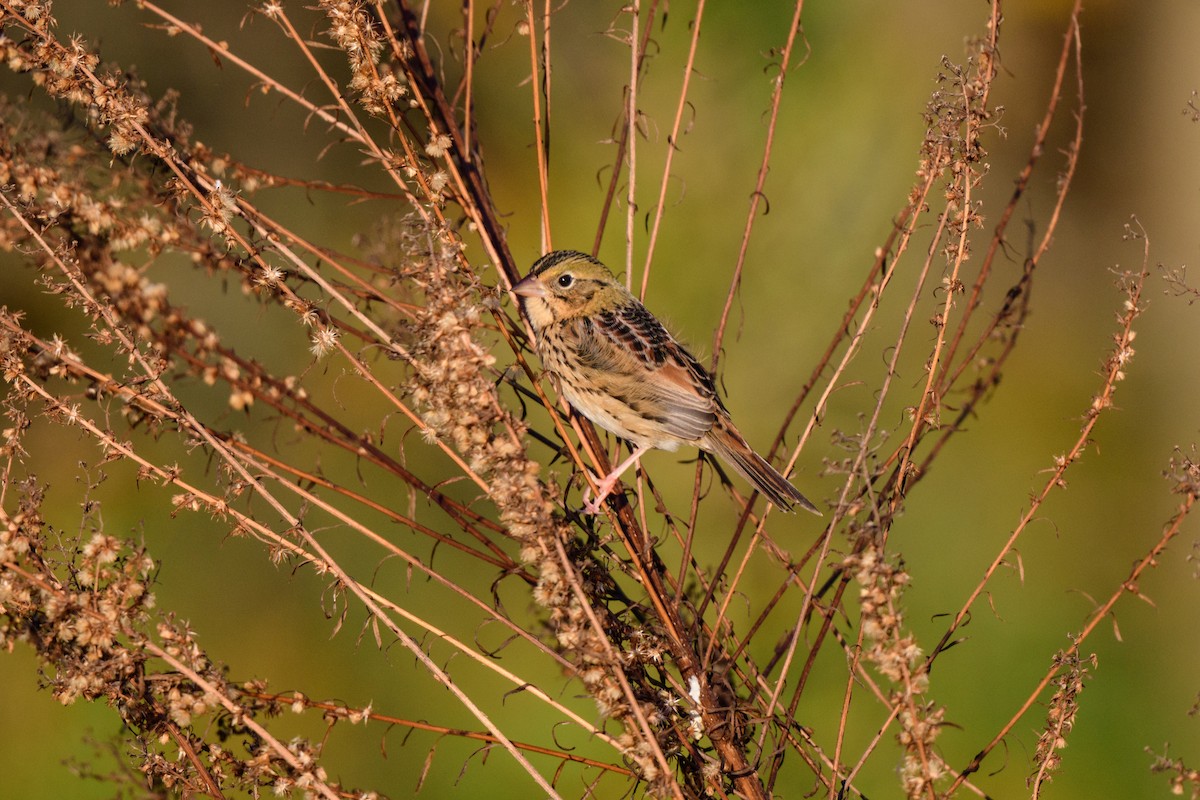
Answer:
xmin=557 ymin=273 xmax=574 ymax=288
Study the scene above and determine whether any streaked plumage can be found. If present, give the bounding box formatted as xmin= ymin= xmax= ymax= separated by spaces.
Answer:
xmin=513 ymin=250 xmax=818 ymax=515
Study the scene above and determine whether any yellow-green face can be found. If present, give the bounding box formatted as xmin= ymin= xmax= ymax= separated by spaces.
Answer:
xmin=512 ymin=250 xmax=627 ymax=330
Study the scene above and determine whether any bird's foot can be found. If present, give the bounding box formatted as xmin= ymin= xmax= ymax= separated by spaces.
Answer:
xmin=579 ymin=446 xmax=649 ymax=515
xmin=581 ymin=480 xmax=618 ymax=515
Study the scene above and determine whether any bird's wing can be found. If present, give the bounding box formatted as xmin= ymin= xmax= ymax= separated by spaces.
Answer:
xmin=574 ymin=302 xmax=720 ymax=442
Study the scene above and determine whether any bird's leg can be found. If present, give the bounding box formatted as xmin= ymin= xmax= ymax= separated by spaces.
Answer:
xmin=582 ymin=444 xmax=650 ymax=514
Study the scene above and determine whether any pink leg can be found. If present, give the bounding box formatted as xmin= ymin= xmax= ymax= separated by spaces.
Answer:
xmin=582 ymin=445 xmax=650 ymax=514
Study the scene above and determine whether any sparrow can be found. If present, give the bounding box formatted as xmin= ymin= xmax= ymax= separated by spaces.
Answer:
xmin=512 ymin=250 xmax=818 ymax=515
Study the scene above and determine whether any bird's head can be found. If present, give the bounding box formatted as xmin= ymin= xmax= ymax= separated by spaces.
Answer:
xmin=512 ymin=250 xmax=628 ymax=330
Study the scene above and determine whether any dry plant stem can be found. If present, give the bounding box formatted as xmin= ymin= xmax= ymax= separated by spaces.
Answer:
xmin=694 ymin=499 xmax=786 ymax=629
xmin=623 ymin=1 xmax=640 ymax=289
xmin=235 ymin=206 xmax=412 ymax=318
xmin=386 ymin=0 xmax=518 ymax=279
xmin=0 ymin=13 xmax=253 ymax=240
xmin=242 ymin=220 xmax=406 ymax=351
xmin=701 ymin=529 xmax=762 ymax=670
xmin=918 ymin=7 xmax=1083 ymax=480
xmin=448 ymin=0 xmax=493 ymax=109
xmin=463 ymin=0 xmax=475 ymax=156
xmin=933 ymin=247 xmax=1149 ymax=742
xmin=674 ymin=463 xmax=707 ymax=591
xmin=523 ymin=0 xmax=553 ymax=251
xmin=1030 ymin=680 xmax=1073 ymax=797
xmin=331 ymin=340 xmax=494 ymax=494
xmin=182 ymin=340 xmax=513 ymax=549
xmin=640 ymin=0 xmax=706 ymax=299
xmin=921 ymin=76 xmax=1087 ymax=667
xmin=349 ymin=582 xmax=605 ymax=739
xmin=881 ymin=2 xmax=1081 ymax=504
xmin=764 ymin=219 xmax=902 ymax=468
xmin=751 ymin=557 xmax=828 ymax=762
xmin=0 ymin=521 xmax=232 ymax=799
xmin=710 ymin=0 xmax=806 ymax=369
xmin=137 ymin=1 xmax=361 ymax=141
xmin=228 ymin=169 xmax=412 ymax=203
xmin=592 ymin=0 xmax=660 ymax=258
xmin=239 ymin=690 xmax=635 ymax=777
xmin=952 ymin=477 xmax=1196 ymax=791
xmin=267 ymin=9 xmax=374 ymax=142
xmin=738 ymin=144 xmax=946 ymax=760
xmin=892 ymin=76 xmax=983 ymax=522
xmin=840 ymin=727 xmax=991 ymax=798
xmin=166 ymin=726 xmax=227 ymax=800
xmin=270 ymin=4 xmax=441 ymax=218
xmin=935 ymin=0 xmax=1062 ymax=387
xmin=541 ymin=0 xmax=554 ymax=246
xmin=224 ymin=438 xmax=524 ymax=574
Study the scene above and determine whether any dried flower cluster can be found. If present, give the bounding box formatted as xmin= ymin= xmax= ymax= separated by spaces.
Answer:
xmin=0 ymin=491 xmax=153 ymax=705
xmin=318 ymin=0 xmax=409 ymax=115
xmin=1029 ymin=649 xmax=1094 ymax=791
xmin=0 ymin=5 xmax=148 ymax=158
xmin=847 ymin=547 xmax=946 ymax=797
xmin=1149 ymin=749 xmax=1200 ymax=800
xmin=0 ymin=475 xmax=360 ymax=796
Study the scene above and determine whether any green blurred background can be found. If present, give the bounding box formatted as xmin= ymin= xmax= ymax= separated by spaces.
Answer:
xmin=1 ymin=0 xmax=1198 ymax=797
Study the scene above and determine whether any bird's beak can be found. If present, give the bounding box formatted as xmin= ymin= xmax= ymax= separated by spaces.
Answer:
xmin=511 ymin=276 xmax=547 ymax=298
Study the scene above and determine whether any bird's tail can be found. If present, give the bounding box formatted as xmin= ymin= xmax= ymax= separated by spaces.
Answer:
xmin=705 ymin=421 xmax=820 ymax=514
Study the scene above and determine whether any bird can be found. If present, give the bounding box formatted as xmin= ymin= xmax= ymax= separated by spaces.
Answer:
xmin=512 ymin=250 xmax=819 ymax=515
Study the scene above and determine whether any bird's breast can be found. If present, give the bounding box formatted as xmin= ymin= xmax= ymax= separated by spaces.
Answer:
xmin=537 ymin=326 xmax=687 ymax=450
